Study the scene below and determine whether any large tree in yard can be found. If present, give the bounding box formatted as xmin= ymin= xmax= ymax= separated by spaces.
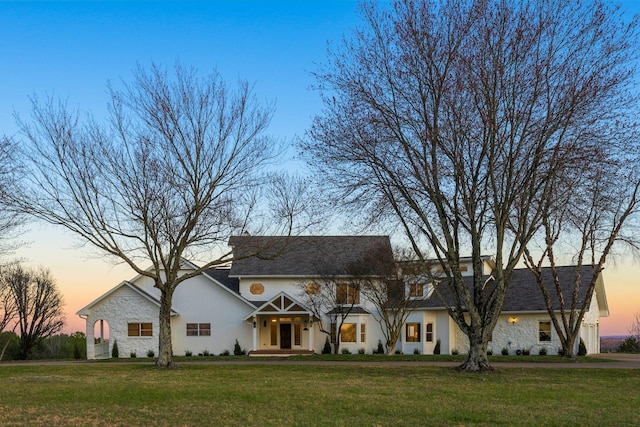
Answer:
xmin=9 ymin=63 xmax=300 ymax=368
xmin=302 ymin=0 xmax=639 ymax=371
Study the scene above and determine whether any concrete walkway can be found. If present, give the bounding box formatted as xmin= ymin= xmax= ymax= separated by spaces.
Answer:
xmin=2 ymin=353 xmax=640 ymax=369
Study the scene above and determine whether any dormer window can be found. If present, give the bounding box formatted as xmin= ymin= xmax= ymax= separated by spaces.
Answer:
xmin=409 ymin=283 xmax=424 ymax=298
xmin=336 ymin=283 xmax=359 ymax=305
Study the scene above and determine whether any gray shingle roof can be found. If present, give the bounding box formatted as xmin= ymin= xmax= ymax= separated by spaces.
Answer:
xmin=228 ymin=235 xmax=394 ymax=277
xmin=204 ymin=268 xmax=240 ymax=293
xmin=417 ymin=265 xmax=599 ymax=312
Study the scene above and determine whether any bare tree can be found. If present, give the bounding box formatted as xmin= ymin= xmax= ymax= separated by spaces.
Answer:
xmin=1 ymin=263 xmax=65 ymax=360
xmin=0 ymin=138 xmax=25 ymax=254
xmin=11 ymin=62 xmax=300 ymax=367
xmin=299 ymin=271 xmax=364 ymax=355
xmin=356 ymin=249 xmax=427 ymax=355
xmin=524 ymin=152 xmax=640 ymax=357
xmin=302 ymin=0 xmax=639 ymax=371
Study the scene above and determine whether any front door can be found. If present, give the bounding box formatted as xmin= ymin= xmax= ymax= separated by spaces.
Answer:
xmin=280 ymin=323 xmax=292 ymax=349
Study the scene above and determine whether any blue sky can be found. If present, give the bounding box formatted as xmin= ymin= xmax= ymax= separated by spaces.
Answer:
xmin=0 ymin=1 xmax=360 ymax=143
xmin=1 ymin=1 xmax=640 ymax=335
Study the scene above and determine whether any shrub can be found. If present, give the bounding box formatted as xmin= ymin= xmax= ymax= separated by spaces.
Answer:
xmin=578 ymin=338 xmax=587 ymax=356
xmin=487 ymin=349 xmax=493 ymax=356
xmin=111 ymin=340 xmax=119 ymax=358
xmin=395 ymin=350 xmax=402 ymax=355
xmin=376 ymin=340 xmax=385 ymax=355
xmin=233 ymin=339 xmax=246 ymax=356
xmin=146 ymin=349 xmax=155 ymax=358
xmin=501 ymin=347 xmax=509 ymax=356
xmin=451 ymin=349 xmax=459 ymax=355
xmin=220 ymin=349 xmax=230 ymax=356
xmin=539 ymin=347 xmax=547 ymax=356
xmin=618 ymin=336 xmax=640 ymax=353
xmin=523 ymin=348 xmax=530 ymax=356
xmin=202 ymin=349 xmax=210 ymax=356
xmin=185 ymin=350 xmax=192 ymax=357
xmin=413 ymin=348 xmax=420 ymax=355
xmin=558 ymin=347 xmax=566 ymax=357
xmin=341 ymin=348 xmax=351 ymax=354
xmin=433 ymin=339 xmax=441 ymax=355
xmin=130 ymin=351 xmax=137 ymax=358
xmin=358 ymin=348 xmax=365 ymax=354
xmin=322 ymin=337 xmax=332 ymax=354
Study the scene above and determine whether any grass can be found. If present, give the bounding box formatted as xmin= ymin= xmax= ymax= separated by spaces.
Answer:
xmin=0 ymin=362 xmax=637 ymax=426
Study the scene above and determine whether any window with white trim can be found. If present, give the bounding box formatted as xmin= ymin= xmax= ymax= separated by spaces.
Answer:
xmin=539 ymin=321 xmax=551 ymax=342
xmin=186 ymin=323 xmax=211 ymax=336
xmin=128 ymin=322 xmax=152 ymax=337
xmin=406 ymin=322 xmax=421 ymax=342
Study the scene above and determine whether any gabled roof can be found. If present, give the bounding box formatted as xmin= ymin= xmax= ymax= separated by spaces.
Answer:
xmin=228 ymin=235 xmax=394 ymax=278
xmin=76 ymin=281 xmax=180 ymax=316
xmin=243 ymin=291 xmax=314 ymax=322
xmin=416 ymin=265 xmax=608 ymax=314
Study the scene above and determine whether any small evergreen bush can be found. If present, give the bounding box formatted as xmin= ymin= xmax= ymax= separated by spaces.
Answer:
xmin=111 ymin=340 xmax=119 ymax=358
xmin=433 ymin=339 xmax=441 ymax=355
xmin=578 ymin=338 xmax=587 ymax=356
xmin=413 ymin=348 xmax=420 ymax=355
xmin=358 ymin=348 xmax=365 ymax=354
xmin=146 ymin=349 xmax=155 ymax=358
xmin=523 ymin=348 xmax=530 ymax=356
xmin=539 ymin=347 xmax=547 ymax=356
xmin=130 ymin=351 xmax=137 ymax=358
xmin=487 ymin=349 xmax=493 ymax=356
xmin=501 ymin=347 xmax=509 ymax=356
xmin=185 ymin=349 xmax=192 ymax=357
xmin=322 ymin=337 xmax=332 ymax=354
xmin=220 ymin=349 xmax=230 ymax=356
xmin=341 ymin=348 xmax=351 ymax=354
xmin=202 ymin=349 xmax=210 ymax=356
xmin=451 ymin=349 xmax=459 ymax=355
xmin=233 ymin=339 xmax=246 ymax=356
xmin=376 ymin=340 xmax=385 ymax=355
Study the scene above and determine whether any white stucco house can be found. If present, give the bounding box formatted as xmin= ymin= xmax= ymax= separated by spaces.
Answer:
xmin=77 ymin=235 xmax=608 ymax=359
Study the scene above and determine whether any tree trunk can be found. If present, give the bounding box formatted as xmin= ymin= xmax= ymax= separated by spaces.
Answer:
xmin=457 ymin=330 xmax=493 ymax=372
xmin=156 ymin=288 xmax=175 ymax=368
xmin=561 ymin=333 xmax=577 ymax=359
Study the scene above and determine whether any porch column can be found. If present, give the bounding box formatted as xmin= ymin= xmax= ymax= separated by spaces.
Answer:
xmin=308 ymin=316 xmax=314 ymax=352
xmin=252 ymin=315 xmax=258 ymax=351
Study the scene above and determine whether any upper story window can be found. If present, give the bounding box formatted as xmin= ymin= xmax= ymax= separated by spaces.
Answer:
xmin=409 ymin=283 xmax=425 ymax=298
xmin=336 ymin=283 xmax=359 ymax=305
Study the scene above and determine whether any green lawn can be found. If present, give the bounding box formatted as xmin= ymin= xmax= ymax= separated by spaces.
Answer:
xmin=0 ymin=363 xmax=637 ymax=426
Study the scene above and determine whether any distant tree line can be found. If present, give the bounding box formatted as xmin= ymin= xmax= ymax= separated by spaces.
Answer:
xmin=0 ymin=331 xmax=85 ymax=361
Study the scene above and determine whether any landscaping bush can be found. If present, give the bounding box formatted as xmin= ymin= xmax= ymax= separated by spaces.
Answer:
xmin=433 ymin=339 xmax=441 ymax=355
xmin=130 ymin=352 xmax=136 ymax=358
xmin=185 ymin=350 xmax=192 ymax=357
xmin=451 ymin=349 xmax=459 ymax=355
xmin=202 ymin=349 xmax=210 ymax=356
xmin=147 ymin=349 xmax=155 ymax=358
xmin=487 ymin=349 xmax=493 ymax=356
xmin=539 ymin=347 xmax=547 ymax=356
xmin=578 ymin=338 xmax=587 ymax=356
xmin=111 ymin=340 xmax=119 ymax=358
xmin=523 ymin=348 xmax=530 ymax=356
xmin=341 ymin=348 xmax=351 ymax=354
xmin=233 ymin=339 xmax=246 ymax=356
xmin=322 ymin=337 xmax=332 ymax=354
xmin=501 ymin=347 xmax=509 ymax=356
xmin=413 ymin=348 xmax=420 ymax=355
xmin=220 ymin=349 xmax=230 ymax=356
xmin=376 ymin=340 xmax=385 ymax=355
xmin=358 ymin=348 xmax=365 ymax=354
